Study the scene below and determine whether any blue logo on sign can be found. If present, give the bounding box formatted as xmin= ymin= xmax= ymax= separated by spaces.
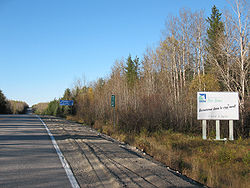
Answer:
xmin=199 ymin=94 xmax=206 ymax=102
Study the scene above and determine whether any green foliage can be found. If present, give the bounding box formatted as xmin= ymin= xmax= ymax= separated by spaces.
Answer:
xmin=32 ymin=103 xmax=48 ymax=115
xmin=62 ymin=88 xmax=72 ymax=100
xmin=124 ymin=55 xmax=139 ymax=88
xmin=0 ymin=90 xmax=8 ymax=114
xmin=206 ymin=5 xmax=225 ymax=73
xmin=43 ymin=88 xmax=74 ymax=117
xmin=45 ymin=99 xmax=63 ymax=116
xmin=61 ymin=88 xmax=73 ymax=116
xmin=206 ymin=5 xmax=224 ymax=48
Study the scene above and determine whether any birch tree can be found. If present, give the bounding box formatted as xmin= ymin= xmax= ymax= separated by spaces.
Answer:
xmin=226 ymin=0 xmax=249 ymax=135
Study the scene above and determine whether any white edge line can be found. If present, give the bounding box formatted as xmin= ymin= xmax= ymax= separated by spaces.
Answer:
xmin=36 ymin=115 xmax=80 ymax=188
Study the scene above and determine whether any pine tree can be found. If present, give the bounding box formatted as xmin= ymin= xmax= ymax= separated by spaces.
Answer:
xmin=125 ymin=55 xmax=139 ymax=88
xmin=62 ymin=88 xmax=71 ymax=100
xmin=205 ymin=5 xmax=225 ymax=73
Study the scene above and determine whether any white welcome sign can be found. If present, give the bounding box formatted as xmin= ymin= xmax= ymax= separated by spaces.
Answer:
xmin=197 ymin=92 xmax=239 ymax=120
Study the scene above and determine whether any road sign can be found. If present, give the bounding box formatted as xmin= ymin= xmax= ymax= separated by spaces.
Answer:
xmin=60 ymin=100 xmax=74 ymax=106
xmin=111 ymin=95 xmax=115 ymax=107
xmin=197 ymin=92 xmax=239 ymax=120
xmin=197 ymin=92 xmax=239 ymax=141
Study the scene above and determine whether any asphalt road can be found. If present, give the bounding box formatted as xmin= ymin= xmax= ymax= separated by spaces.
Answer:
xmin=0 ymin=114 xmax=203 ymax=188
xmin=0 ymin=114 xmax=73 ymax=188
xmin=42 ymin=116 xmax=203 ymax=188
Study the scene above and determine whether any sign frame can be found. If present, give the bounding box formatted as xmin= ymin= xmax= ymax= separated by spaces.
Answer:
xmin=197 ymin=92 xmax=239 ymax=120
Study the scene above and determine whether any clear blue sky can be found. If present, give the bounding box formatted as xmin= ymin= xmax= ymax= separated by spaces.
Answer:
xmin=0 ymin=0 xmax=228 ymax=106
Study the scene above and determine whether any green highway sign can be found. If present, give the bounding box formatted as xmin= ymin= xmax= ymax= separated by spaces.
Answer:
xmin=111 ymin=95 xmax=115 ymax=107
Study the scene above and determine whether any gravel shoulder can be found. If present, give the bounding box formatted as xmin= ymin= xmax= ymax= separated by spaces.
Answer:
xmin=41 ymin=116 xmax=204 ymax=188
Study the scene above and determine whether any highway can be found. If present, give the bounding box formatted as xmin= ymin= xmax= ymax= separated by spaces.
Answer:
xmin=0 ymin=114 xmax=74 ymax=188
xmin=0 ymin=114 xmax=202 ymax=187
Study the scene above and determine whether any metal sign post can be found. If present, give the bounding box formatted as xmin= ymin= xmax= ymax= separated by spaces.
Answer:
xmin=111 ymin=95 xmax=115 ymax=128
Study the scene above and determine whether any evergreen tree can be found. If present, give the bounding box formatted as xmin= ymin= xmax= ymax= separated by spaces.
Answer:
xmin=0 ymin=90 xmax=8 ymax=114
xmin=205 ymin=5 xmax=225 ymax=73
xmin=61 ymin=88 xmax=73 ymax=115
xmin=62 ymin=88 xmax=72 ymax=100
xmin=46 ymin=99 xmax=62 ymax=116
xmin=125 ymin=55 xmax=139 ymax=88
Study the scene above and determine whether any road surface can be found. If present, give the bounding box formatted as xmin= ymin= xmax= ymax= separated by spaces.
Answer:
xmin=42 ymin=116 xmax=203 ymax=188
xmin=0 ymin=114 xmax=74 ymax=188
xmin=0 ymin=114 xmax=203 ymax=187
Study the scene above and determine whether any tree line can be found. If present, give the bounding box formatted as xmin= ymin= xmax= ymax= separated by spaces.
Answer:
xmin=38 ymin=0 xmax=249 ymax=138
xmin=0 ymin=90 xmax=29 ymax=114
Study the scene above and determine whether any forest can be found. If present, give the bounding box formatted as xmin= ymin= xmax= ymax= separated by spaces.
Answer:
xmin=20 ymin=1 xmax=250 ymax=187
xmin=37 ymin=1 xmax=249 ymax=138
xmin=0 ymin=90 xmax=29 ymax=114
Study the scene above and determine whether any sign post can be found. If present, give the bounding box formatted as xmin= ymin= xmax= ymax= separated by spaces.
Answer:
xmin=229 ymin=120 xmax=234 ymax=140
xmin=197 ymin=92 xmax=239 ymax=140
xmin=202 ymin=120 xmax=207 ymax=140
xmin=216 ymin=120 xmax=220 ymax=140
xmin=111 ymin=95 xmax=115 ymax=128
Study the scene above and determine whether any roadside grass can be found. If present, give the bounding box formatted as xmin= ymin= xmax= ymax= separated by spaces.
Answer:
xmin=91 ymin=120 xmax=250 ymax=188
xmin=65 ymin=117 xmax=249 ymax=187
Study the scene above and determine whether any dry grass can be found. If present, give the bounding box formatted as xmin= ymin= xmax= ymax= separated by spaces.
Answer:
xmin=92 ymin=122 xmax=249 ymax=188
xmin=66 ymin=116 xmax=249 ymax=188
xmin=135 ymin=131 xmax=250 ymax=188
